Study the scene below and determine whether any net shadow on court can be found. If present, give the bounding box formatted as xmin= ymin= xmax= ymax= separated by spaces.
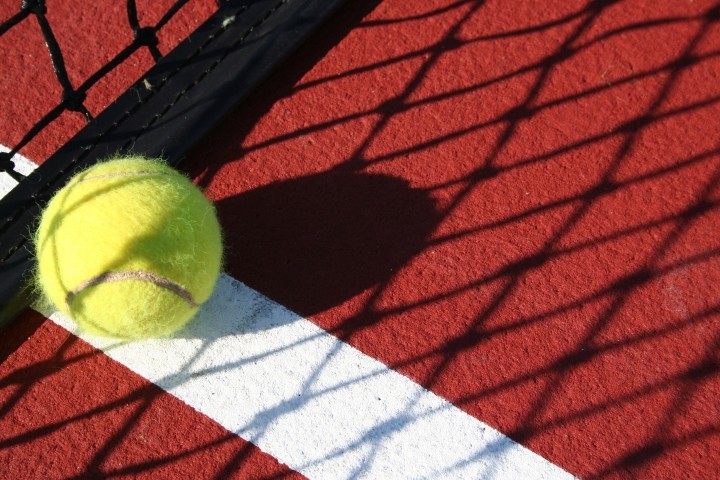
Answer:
xmin=190 ymin=1 xmax=720 ymax=477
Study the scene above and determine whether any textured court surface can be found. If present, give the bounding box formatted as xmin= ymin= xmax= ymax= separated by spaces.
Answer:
xmin=2 ymin=0 xmax=720 ymax=478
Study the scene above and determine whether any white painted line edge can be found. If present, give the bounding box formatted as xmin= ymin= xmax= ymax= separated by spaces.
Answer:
xmin=44 ymin=275 xmax=576 ymax=480
xmin=0 ymin=148 xmax=37 ymax=199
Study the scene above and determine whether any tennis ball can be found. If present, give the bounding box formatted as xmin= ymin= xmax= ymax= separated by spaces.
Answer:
xmin=35 ymin=156 xmax=222 ymax=339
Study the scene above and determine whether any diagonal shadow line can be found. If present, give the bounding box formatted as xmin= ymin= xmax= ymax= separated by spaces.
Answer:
xmin=608 ymin=424 xmax=720 ymax=476
xmin=0 ymin=340 xmax=99 ymax=389
xmin=570 ymin=12 xmax=707 ymax=49
xmin=0 ymin=333 xmax=86 ymax=420
xmin=66 ymin=388 xmax=163 ymax=479
xmin=366 ymin=84 xmax=720 ymax=172
xmin=0 ymin=382 xmax=157 ymax=450
xmin=243 ymin=35 xmax=717 ymax=165
xmin=587 ymin=332 xmax=720 ymax=479
xmin=400 ymin=207 xmax=720 ymax=319
xmin=0 ymin=340 xmax=298 ymax=480
xmin=293 ymin=8 xmax=711 ymax=120
xmin=504 ymin=9 xmax=720 ymax=445
xmin=441 ymin=374 xmax=720 ymax=479
xmin=586 ymin=264 xmax=720 ymax=476
xmin=470 ymin=11 xmax=700 ymax=43
xmin=0 ymin=378 xmax=164 ymax=450
xmin=3 ymin=355 xmax=294 ymax=479
xmin=434 ymin=305 xmax=718 ymax=413
xmin=297 ymin=0 xmax=696 ymax=93
xmin=210 ymin=442 xmax=260 ymax=480
xmin=332 ymin=0 xmax=489 ymax=173
xmin=317 ymin=0 xmax=494 ymax=342
xmin=423 ymin=98 xmax=720 ymax=230
xmin=429 ymin=146 xmax=720 ymax=246
xmin=225 ymin=88 xmax=719 ymax=294
xmin=375 ymin=246 xmax=720 ymax=365
xmin=359 ymin=0 xmax=484 ymax=28
xmin=92 ymin=432 xmax=238 ymax=478
xmin=512 ymin=321 xmax=720 ymax=440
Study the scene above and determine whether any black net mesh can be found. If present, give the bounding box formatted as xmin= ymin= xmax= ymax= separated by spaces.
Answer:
xmin=0 ymin=0 xmax=348 ymax=324
xmin=0 ymin=0 xmax=225 ymax=181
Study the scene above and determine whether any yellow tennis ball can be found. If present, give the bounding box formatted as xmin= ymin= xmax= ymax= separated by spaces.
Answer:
xmin=34 ymin=156 xmax=222 ymax=338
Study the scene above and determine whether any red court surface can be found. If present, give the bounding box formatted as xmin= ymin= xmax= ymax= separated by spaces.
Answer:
xmin=2 ymin=0 xmax=720 ymax=478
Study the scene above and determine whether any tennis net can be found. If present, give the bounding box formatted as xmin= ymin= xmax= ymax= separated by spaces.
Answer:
xmin=0 ymin=0 xmax=350 ymax=326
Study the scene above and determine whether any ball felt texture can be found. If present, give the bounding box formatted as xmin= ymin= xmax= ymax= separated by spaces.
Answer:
xmin=35 ymin=157 xmax=222 ymax=338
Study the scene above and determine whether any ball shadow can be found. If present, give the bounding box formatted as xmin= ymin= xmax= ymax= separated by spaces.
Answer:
xmin=216 ymin=170 xmax=441 ymax=317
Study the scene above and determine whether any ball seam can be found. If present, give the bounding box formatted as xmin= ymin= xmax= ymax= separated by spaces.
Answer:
xmin=65 ymin=270 xmax=199 ymax=310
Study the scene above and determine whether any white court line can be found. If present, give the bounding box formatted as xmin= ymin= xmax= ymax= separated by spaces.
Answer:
xmin=47 ymin=276 xmax=575 ymax=480
xmin=4 ymin=147 xmax=574 ymax=479
xmin=0 ymin=147 xmax=38 ymax=198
